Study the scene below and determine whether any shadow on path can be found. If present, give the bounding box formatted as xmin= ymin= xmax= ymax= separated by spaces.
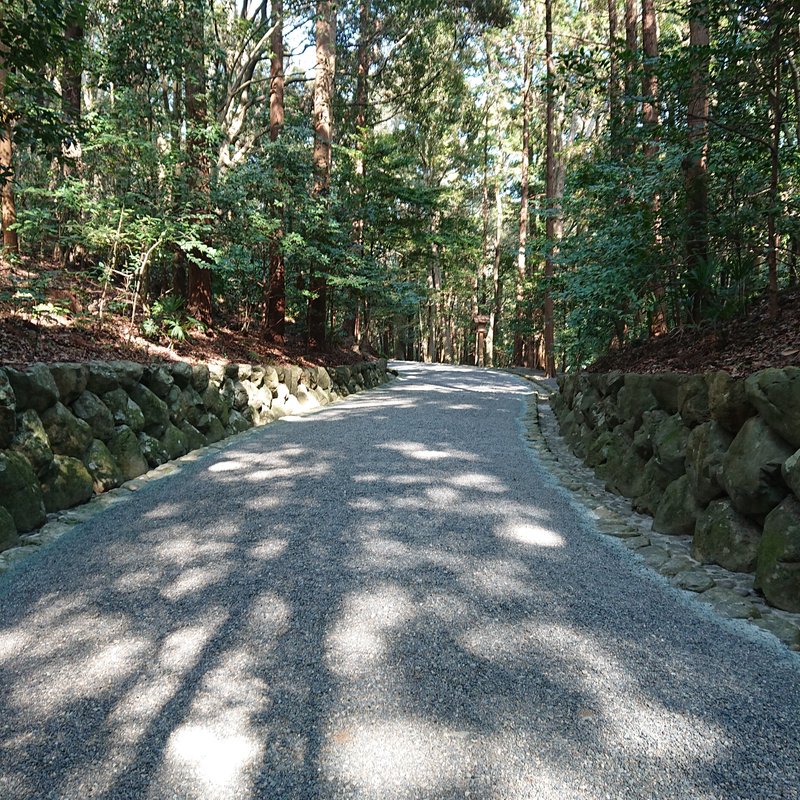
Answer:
xmin=0 ymin=364 xmax=798 ymax=799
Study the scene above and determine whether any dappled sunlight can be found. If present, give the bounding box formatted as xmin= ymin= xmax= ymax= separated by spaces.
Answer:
xmin=143 ymin=501 xmax=184 ymax=519
xmin=379 ymin=441 xmax=479 ymax=462
xmin=247 ymin=537 xmax=289 ymax=560
xmin=462 ymin=557 xmax=538 ymax=600
xmin=208 ymin=460 xmax=244 ymax=473
xmin=158 ymin=624 xmax=218 ymax=672
xmin=154 ymin=537 xmax=236 ymax=566
xmin=161 ymin=564 xmax=230 ymax=601
xmin=449 ymin=471 xmax=509 ymax=493
xmin=3 ymin=606 xmax=150 ymax=713
xmin=0 ymin=361 xmax=790 ymax=799
xmin=243 ymin=461 xmax=332 ymax=482
xmin=498 ymin=521 xmax=565 ymax=548
xmin=165 ymin=725 xmax=261 ymax=798
xmin=326 ymin=584 xmax=415 ymax=676
xmin=321 ymin=717 xmax=469 ymax=795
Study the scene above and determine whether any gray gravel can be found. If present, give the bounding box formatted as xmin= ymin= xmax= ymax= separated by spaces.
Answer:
xmin=0 ymin=362 xmax=798 ymax=800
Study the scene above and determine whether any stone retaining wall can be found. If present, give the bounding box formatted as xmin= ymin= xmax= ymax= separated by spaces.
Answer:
xmin=0 ymin=358 xmax=390 ymax=549
xmin=552 ymin=368 xmax=800 ymax=613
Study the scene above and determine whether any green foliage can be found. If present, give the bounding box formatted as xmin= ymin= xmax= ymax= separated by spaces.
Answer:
xmin=143 ymin=296 xmax=205 ymax=344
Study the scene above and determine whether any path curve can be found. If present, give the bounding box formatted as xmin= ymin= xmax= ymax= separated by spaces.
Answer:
xmin=0 ymin=363 xmax=798 ymax=800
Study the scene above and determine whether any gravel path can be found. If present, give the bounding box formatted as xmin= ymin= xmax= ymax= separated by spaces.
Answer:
xmin=0 ymin=363 xmax=798 ymax=800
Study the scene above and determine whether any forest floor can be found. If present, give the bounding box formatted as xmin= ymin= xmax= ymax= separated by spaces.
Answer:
xmin=588 ymin=286 xmax=800 ymax=377
xmin=0 ymin=258 xmax=375 ymax=369
xmin=3 ymin=258 xmax=799 ymax=374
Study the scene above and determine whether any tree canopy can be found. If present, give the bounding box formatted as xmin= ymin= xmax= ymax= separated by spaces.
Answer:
xmin=1 ymin=0 xmax=798 ymax=372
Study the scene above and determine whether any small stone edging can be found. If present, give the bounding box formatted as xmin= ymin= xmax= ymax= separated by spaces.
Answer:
xmin=519 ymin=376 xmax=800 ymax=653
xmin=0 ymin=358 xmax=393 ymax=573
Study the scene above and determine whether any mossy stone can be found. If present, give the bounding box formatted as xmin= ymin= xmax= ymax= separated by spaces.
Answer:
xmin=678 ymin=374 xmax=711 ymax=427
xmin=225 ymin=409 xmax=252 ymax=436
xmin=652 ymin=413 xmax=690 ymax=480
xmin=138 ymin=432 xmax=170 ymax=468
xmin=142 ymin=365 xmax=174 ymax=398
xmin=0 ymin=452 xmax=46 ymax=531
xmin=179 ymin=421 xmax=207 ymax=450
xmin=191 ymin=364 xmax=210 ymax=392
xmin=5 ymin=364 xmax=60 ymax=412
xmin=86 ymin=362 xmax=119 ymax=394
xmin=41 ymin=455 xmax=94 ymax=513
xmin=108 ymin=425 xmax=148 ymax=480
xmin=653 ymin=475 xmax=701 ymax=535
xmin=783 ymin=449 xmax=800 ymax=499
xmin=11 ymin=409 xmax=54 ymax=477
xmin=83 ymin=438 xmax=123 ymax=493
xmin=129 ymin=383 xmax=169 ymax=437
xmin=111 ymin=360 xmax=144 ymax=390
xmin=48 ymin=363 xmax=88 ymax=404
xmin=196 ymin=413 xmax=225 ymax=444
xmin=170 ymin=361 xmax=194 ymax=389
xmin=0 ymin=506 xmax=18 ymax=551
xmin=102 ymin=388 xmax=145 ymax=433
xmin=721 ymin=417 xmax=793 ymax=518
xmin=745 ymin=367 xmax=800 ymax=448
xmin=755 ymin=496 xmax=800 ymax=612
xmin=617 ymin=375 xmax=658 ymax=428
xmin=0 ymin=368 xmax=16 ymax=448
xmin=71 ymin=390 xmax=115 ymax=441
xmin=693 ymin=499 xmax=762 ymax=573
xmin=160 ymin=423 xmax=189 ymax=460
xmin=201 ymin=384 xmax=225 ymax=417
xmin=632 ymin=457 xmax=673 ymax=516
xmin=707 ymin=371 xmax=754 ymax=434
xmin=685 ymin=421 xmax=732 ymax=505
xmin=40 ymin=402 xmax=93 ymax=459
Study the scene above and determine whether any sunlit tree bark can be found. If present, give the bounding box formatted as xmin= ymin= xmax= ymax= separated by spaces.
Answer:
xmin=309 ymin=0 xmax=336 ymax=348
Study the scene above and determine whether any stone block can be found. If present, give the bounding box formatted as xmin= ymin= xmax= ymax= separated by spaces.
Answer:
xmin=48 ymin=363 xmax=88 ymax=404
xmin=693 ymin=499 xmax=761 ymax=573
xmin=41 ymin=402 xmax=93 ymax=458
xmin=11 ymin=409 xmax=54 ymax=477
xmin=41 ymin=455 xmax=94 ymax=512
xmin=653 ymin=474 xmax=701 ymax=535
xmin=0 ymin=451 xmax=46 ymax=531
xmin=685 ymin=421 xmax=732 ymax=505
xmin=721 ymin=417 xmax=792 ymax=518
xmin=707 ymin=371 xmax=754 ymax=434
xmin=755 ymin=496 xmax=800 ymax=612
xmin=745 ymin=367 xmax=800 ymax=447
xmin=108 ymin=425 xmax=148 ymax=481
xmin=83 ymin=439 xmax=123 ymax=493
xmin=5 ymin=364 xmax=59 ymax=412
xmin=71 ymin=390 xmax=115 ymax=441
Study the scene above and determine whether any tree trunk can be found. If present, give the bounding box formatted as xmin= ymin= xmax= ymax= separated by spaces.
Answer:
xmin=266 ymin=0 xmax=286 ymax=341
xmin=683 ymin=0 xmax=709 ymax=323
xmin=624 ymin=0 xmax=638 ymax=130
xmin=767 ymin=49 xmax=782 ymax=320
xmin=608 ymin=0 xmax=620 ymax=139
xmin=476 ymin=103 xmax=489 ymax=364
xmin=641 ymin=0 xmax=666 ymax=334
xmin=60 ymin=2 xmax=86 ymax=268
xmin=352 ymin=0 xmax=370 ymax=250
xmin=486 ymin=176 xmax=502 ymax=368
xmin=309 ymin=0 xmax=336 ymax=348
xmin=513 ymin=39 xmax=532 ymax=366
xmin=185 ymin=0 xmax=213 ymax=326
xmin=0 ymin=24 xmax=18 ymax=257
xmin=350 ymin=0 xmax=371 ymax=347
xmin=543 ymin=0 xmax=558 ymax=377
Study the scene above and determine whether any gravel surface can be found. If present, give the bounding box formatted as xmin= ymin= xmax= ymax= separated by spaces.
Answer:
xmin=0 ymin=362 xmax=798 ymax=800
